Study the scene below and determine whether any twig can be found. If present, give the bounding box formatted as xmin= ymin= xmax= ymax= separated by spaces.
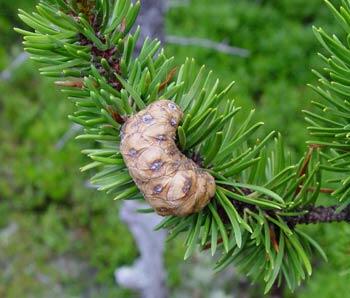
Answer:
xmin=286 ymin=205 xmax=350 ymax=226
xmin=165 ymin=35 xmax=251 ymax=57
xmin=236 ymin=200 xmax=350 ymax=226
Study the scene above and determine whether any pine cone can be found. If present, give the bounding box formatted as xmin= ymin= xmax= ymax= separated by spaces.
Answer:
xmin=120 ymin=100 xmax=216 ymax=216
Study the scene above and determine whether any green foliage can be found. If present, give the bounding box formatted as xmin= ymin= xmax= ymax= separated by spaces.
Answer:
xmin=166 ymin=0 xmax=341 ymax=155
xmin=0 ymin=0 xmax=36 ymax=69
xmin=0 ymin=30 xmax=137 ymax=295
xmin=0 ymin=0 xmax=345 ymax=296
xmin=15 ymin=0 xmax=350 ymax=294
xmin=306 ymin=0 xmax=350 ymax=211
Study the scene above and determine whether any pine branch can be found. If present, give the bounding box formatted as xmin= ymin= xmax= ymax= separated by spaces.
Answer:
xmin=219 ymin=190 xmax=350 ymax=227
xmin=305 ymin=0 xmax=350 ymax=211
xmin=16 ymin=0 xmax=350 ymax=294
xmin=286 ymin=205 xmax=350 ymax=226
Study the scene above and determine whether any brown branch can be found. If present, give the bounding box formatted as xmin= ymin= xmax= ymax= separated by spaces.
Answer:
xmin=237 ymin=201 xmax=350 ymax=226
xmin=285 ymin=205 xmax=350 ymax=226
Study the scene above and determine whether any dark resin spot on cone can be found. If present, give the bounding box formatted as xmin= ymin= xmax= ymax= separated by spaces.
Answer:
xmin=150 ymin=160 xmax=163 ymax=171
xmin=153 ymin=184 xmax=163 ymax=194
xmin=168 ymin=102 xmax=177 ymax=110
xmin=170 ymin=118 xmax=177 ymax=126
xmin=142 ymin=114 xmax=153 ymax=124
xmin=128 ymin=148 xmax=137 ymax=157
xmin=156 ymin=134 xmax=167 ymax=141
xmin=182 ymin=178 xmax=192 ymax=194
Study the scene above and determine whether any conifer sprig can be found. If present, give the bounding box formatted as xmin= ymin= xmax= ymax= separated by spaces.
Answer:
xmin=306 ymin=0 xmax=350 ymax=212
xmin=16 ymin=0 xmax=350 ymax=293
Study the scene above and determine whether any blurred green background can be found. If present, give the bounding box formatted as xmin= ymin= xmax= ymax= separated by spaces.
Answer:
xmin=1 ymin=0 xmax=349 ymax=297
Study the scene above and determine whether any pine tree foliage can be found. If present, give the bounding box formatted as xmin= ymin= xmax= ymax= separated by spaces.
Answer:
xmin=16 ymin=0 xmax=350 ymax=293
xmin=306 ymin=0 xmax=350 ymax=212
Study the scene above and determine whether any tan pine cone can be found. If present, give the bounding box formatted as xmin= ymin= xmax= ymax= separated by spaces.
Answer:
xmin=120 ymin=100 xmax=216 ymax=216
